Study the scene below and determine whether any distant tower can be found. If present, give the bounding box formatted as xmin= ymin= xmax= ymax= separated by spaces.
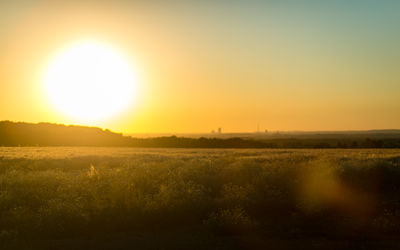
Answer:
xmin=218 ymin=127 xmax=222 ymax=134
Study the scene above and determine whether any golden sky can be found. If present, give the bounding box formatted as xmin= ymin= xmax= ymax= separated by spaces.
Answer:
xmin=1 ymin=1 xmax=399 ymax=133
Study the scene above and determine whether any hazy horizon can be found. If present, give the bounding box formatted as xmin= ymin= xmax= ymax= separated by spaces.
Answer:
xmin=4 ymin=120 xmax=400 ymax=137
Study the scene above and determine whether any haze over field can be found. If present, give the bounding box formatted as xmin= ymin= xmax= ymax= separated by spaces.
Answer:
xmin=1 ymin=2 xmax=400 ymax=249
xmin=1 ymin=1 xmax=399 ymax=133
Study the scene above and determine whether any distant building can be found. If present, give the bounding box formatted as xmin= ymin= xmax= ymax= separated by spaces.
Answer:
xmin=218 ymin=128 xmax=222 ymax=134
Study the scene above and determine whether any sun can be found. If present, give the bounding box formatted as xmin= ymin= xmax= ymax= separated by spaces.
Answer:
xmin=44 ymin=41 xmax=138 ymax=121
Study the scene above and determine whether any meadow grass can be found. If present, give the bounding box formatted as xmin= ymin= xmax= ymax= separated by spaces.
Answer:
xmin=1 ymin=148 xmax=400 ymax=249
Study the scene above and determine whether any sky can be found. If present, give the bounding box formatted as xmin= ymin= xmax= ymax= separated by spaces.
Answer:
xmin=1 ymin=0 xmax=399 ymax=133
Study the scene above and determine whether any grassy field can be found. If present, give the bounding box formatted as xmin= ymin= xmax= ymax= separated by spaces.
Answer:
xmin=1 ymin=147 xmax=400 ymax=249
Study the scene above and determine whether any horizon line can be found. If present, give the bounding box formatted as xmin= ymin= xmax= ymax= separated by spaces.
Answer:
xmin=1 ymin=120 xmax=400 ymax=136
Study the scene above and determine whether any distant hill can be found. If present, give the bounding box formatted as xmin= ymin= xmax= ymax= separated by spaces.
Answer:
xmin=1 ymin=121 xmax=400 ymax=148
xmin=0 ymin=121 xmax=130 ymax=146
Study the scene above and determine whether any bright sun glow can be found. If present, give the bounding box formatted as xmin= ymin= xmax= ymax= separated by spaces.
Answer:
xmin=44 ymin=41 xmax=138 ymax=121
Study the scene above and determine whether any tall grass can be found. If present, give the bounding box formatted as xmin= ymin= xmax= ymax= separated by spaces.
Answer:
xmin=1 ymin=148 xmax=400 ymax=249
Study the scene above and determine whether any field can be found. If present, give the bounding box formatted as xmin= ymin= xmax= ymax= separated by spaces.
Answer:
xmin=1 ymin=147 xmax=400 ymax=249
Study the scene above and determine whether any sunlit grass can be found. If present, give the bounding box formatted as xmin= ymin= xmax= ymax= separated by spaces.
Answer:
xmin=1 ymin=148 xmax=400 ymax=249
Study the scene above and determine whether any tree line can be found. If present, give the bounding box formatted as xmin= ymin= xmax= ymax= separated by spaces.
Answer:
xmin=1 ymin=121 xmax=399 ymax=148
